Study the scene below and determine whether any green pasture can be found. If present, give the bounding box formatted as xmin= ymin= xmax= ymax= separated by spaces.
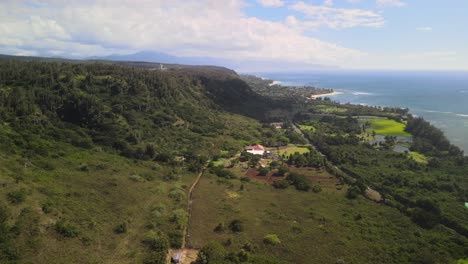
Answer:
xmin=269 ymin=144 xmax=310 ymax=156
xmin=367 ymin=118 xmax=411 ymax=136
xmin=408 ymin=151 xmax=429 ymax=164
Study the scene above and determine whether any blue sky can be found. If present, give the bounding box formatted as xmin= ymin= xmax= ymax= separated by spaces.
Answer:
xmin=0 ymin=0 xmax=467 ymax=71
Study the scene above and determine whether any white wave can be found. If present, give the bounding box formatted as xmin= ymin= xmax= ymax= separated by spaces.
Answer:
xmin=420 ymin=109 xmax=468 ymax=118
xmin=352 ymin=92 xmax=372 ymax=95
xmin=269 ymin=80 xmax=282 ymax=86
xmin=421 ymin=109 xmax=454 ymax=114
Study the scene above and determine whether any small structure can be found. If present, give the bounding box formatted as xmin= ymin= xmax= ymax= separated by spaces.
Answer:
xmin=270 ymin=122 xmax=283 ymax=129
xmin=159 ymin=64 xmax=168 ymax=71
xmin=245 ymin=144 xmax=265 ymax=155
xmin=171 ymin=252 xmax=182 ymax=263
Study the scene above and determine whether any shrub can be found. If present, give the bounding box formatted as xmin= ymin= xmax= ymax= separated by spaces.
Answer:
xmin=7 ymin=189 xmax=27 ymax=204
xmin=113 ymin=222 xmax=127 ymax=234
xmin=214 ymin=222 xmax=225 ymax=233
xmin=312 ymin=185 xmax=322 ymax=193
xmin=276 ymin=165 xmax=289 ymax=176
xmin=163 ymin=172 xmax=180 ymax=182
xmin=258 ymin=167 xmax=269 ymax=176
xmin=168 ymin=188 xmax=185 ymax=202
xmin=240 ymin=177 xmax=251 ymax=182
xmin=129 ymin=174 xmax=146 ymax=182
xmin=171 ymin=209 xmax=188 ymax=229
xmin=55 ymin=220 xmax=79 ymax=238
xmin=273 ymin=179 xmax=290 ymax=189
xmin=210 ymin=166 xmax=236 ymax=179
xmin=286 ymin=173 xmax=311 ymax=191
xmin=269 ymin=161 xmax=279 ymax=169
xmin=142 ymin=231 xmax=169 ymax=252
xmin=229 ymin=219 xmax=244 ymax=233
xmin=263 ymin=234 xmax=281 ymax=245
xmin=196 ymin=241 xmax=226 ymax=264
xmin=346 ymin=186 xmax=361 ymax=199
xmin=143 ymin=252 xmax=166 ymax=264
xmin=168 ymin=231 xmax=183 ymax=248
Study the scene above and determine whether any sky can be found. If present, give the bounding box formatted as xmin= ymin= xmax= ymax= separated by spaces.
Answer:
xmin=1 ymin=0 xmax=467 ymax=71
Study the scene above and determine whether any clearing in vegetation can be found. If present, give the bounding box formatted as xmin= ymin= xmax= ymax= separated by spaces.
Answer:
xmin=268 ymin=144 xmax=310 ymax=156
xmin=408 ymin=151 xmax=429 ymax=164
xmin=366 ymin=118 xmax=411 ymax=136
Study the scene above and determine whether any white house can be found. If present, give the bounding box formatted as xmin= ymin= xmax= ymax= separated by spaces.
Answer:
xmin=245 ymin=144 xmax=265 ymax=155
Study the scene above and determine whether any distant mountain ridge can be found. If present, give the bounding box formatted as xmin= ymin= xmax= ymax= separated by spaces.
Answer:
xmin=89 ymin=50 xmax=341 ymax=72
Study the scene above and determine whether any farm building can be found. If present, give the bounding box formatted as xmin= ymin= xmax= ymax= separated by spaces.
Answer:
xmin=245 ymin=144 xmax=265 ymax=155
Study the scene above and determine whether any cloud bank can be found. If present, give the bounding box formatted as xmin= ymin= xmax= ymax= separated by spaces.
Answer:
xmin=0 ymin=0 xmax=366 ymax=68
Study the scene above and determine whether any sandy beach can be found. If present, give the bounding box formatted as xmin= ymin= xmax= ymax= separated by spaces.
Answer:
xmin=309 ymin=91 xmax=343 ymax=99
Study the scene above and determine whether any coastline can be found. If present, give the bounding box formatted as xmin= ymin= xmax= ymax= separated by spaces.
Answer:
xmin=310 ymin=91 xmax=343 ymax=99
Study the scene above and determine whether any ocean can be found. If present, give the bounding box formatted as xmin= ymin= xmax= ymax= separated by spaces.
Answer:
xmin=255 ymin=71 xmax=468 ymax=153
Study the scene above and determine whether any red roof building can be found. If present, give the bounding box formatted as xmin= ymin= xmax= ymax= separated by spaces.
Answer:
xmin=245 ymin=144 xmax=265 ymax=155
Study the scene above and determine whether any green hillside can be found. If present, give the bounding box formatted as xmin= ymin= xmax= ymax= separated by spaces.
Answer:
xmin=0 ymin=58 xmax=467 ymax=264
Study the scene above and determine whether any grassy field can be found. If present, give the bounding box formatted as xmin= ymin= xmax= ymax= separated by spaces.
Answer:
xmin=366 ymin=118 xmax=411 ymax=137
xmin=298 ymin=125 xmax=315 ymax=132
xmin=408 ymin=151 xmax=429 ymax=164
xmin=0 ymin=144 xmax=197 ymax=264
xmin=314 ymin=105 xmax=348 ymax=113
xmin=188 ymin=173 xmax=454 ymax=263
xmin=268 ymin=144 xmax=310 ymax=156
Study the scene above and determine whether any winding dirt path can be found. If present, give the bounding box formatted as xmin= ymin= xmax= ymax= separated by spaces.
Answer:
xmin=182 ymin=166 xmax=206 ymax=249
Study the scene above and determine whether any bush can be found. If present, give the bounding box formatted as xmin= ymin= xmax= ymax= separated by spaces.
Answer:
xmin=286 ymin=173 xmax=310 ymax=191
xmin=240 ymin=177 xmax=251 ymax=182
xmin=143 ymin=252 xmax=166 ymax=264
xmin=168 ymin=187 xmax=185 ymax=202
xmin=168 ymin=231 xmax=183 ymax=248
xmin=113 ymin=222 xmax=127 ymax=234
xmin=229 ymin=219 xmax=244 ymax=233
xmin=55 ymin=220 xmax=79 ymax=238
xmin=163 ymin=172 xmax=180 ymax=182
xmin=273 ymin=179 xmax=290 ymax=189
xmin=129 ymin=174 xmax=146 ymax=182
xmin=346 ymin=186 xmax=361 ymax=199
xmin=142 ymin=231 xmax=169 ymax=252
xmin=210 ymin=166 xmax=236 ymax=179
xmin=196 ymin=241 xmax=226 ymax=264
xmin=214 ymin=222 xmax=225 ymax=233
xmin=276 ymin=165 xmax=289 ymax=176
xmin=312 ymin=185 xmax=322 ymax=193
xmin=171 ymin=209 xmax=188 ymax=230
xmin=258 ymin=167 xmax=269 ymax=176
xmin=7 ymin=189 xmax=27 ymax=204
xmin=263 ymin=234 xmax=281 ymax=245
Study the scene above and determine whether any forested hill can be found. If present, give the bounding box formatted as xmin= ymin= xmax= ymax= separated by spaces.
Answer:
xmin=0 ymin=57 xmax=278 ymax=158
xmin=0 ymin=54 xmax=238 ymax=77
xmin=0 ymin=56 xmax=292 ymax=263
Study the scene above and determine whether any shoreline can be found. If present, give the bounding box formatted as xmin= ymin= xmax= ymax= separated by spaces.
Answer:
xmin=310 ymin=91 xmax=343 ymax=99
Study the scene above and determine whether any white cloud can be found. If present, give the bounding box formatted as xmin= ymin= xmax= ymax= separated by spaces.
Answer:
xmin=256 ymin=0 xmax=284 ymax=7
xmin=416 ymin=27 xmax=432 ymax=31
xmin=0 ymin=0 xmax=364 ymax=66
xmin=376 ymin=0 xmax=407 ymax=8
xmin=323 ymin=0 xmax=334 ymax=7
xmin=289 ymin=1 xmax=384 ymax=29
xmin=346 ymin=0 xmax=361 ymax=3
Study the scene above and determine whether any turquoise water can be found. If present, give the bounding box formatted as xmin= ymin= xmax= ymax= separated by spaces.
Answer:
xmin=257 ymin=71 xmax=468 ymax=153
